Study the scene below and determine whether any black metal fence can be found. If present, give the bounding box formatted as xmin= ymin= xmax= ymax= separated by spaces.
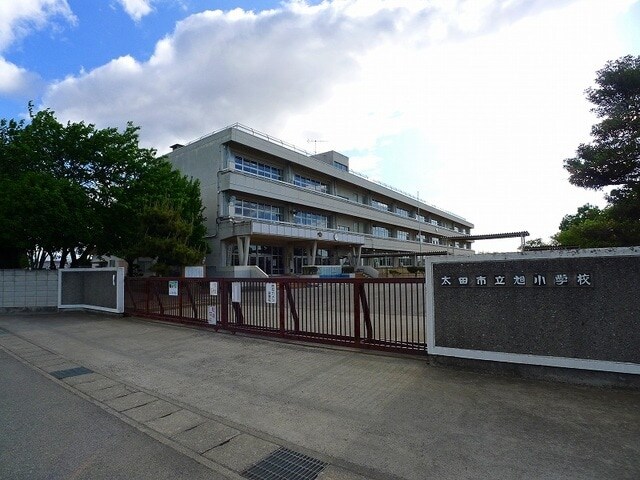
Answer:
xmin=125 ymin=277 xmax=426 ymax=353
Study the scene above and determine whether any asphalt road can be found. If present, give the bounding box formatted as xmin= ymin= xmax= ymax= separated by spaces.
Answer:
xmin=0 ymin=349 xmax=223 ymax=480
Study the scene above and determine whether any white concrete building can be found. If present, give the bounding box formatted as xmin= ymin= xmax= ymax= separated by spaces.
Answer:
xmin=168 ymin=124 xmax=473 ymax=276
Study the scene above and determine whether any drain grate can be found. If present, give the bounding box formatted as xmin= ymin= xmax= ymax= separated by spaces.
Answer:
xmin=50 ymin=366 xmax=94 ymax=379
xmin=242 ymin=447 xmax=327 ymax=480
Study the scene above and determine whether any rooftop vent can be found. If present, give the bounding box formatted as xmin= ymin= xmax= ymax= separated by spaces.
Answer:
xmin=170 ymin=143 xmax=184 ymax=151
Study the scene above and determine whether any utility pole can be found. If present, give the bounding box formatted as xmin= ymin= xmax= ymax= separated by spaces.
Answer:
xmin=417 ymin=190 xmax=422 ymax=266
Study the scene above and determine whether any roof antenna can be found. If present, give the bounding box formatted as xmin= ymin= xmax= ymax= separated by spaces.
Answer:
xmin=307 ymin=139 xmax=327 ymax=154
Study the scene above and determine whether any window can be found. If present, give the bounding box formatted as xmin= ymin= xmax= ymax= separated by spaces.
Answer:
xmin=293 ymin=211 xmax=328 ymax=228
xmin=333 ymin=161 xmax=348 ymax=172
xmin=416 ymin=214 xmax=426 ymax=223
xmin=378 ymin=257 xmax=393 ymax=267
xmin=396 ymin=207 xmax=409 ymax=218
xmin=371 ymin=199 xmax=389 ymax=211
xmin=337 ymin=225 xmax=350 ymax=231
xmin=397 ymin=230 xmax=409 ymax=240
xmin=372 ymin=226 xmax=390 ymax=238
xmin=234 ymin=155 xmax=282 ymax=180
xmin=416 ymin=234 xmax=426 ymax=243
xmin=400 ymin=256 xmax=413 ymax=267
xmin=431 ymin=237 xmax=440 ymax=245
xmin=430 ymin=219 xmax=439 ymax=226
xmin=293 ymin=174 xmax=328 ymax=193
xmin=236 ymin=199 xmax=282 ymax=222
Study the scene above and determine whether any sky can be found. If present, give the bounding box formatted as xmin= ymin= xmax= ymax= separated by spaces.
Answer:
xmin=1 ymin=0 xmax=639 ymax=252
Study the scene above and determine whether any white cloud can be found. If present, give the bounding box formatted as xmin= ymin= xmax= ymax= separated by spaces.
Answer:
xmin=0 ymin=57 xmax=42 ymax=96
xmin=0 ymin=0 xmax=76 ymax=51
xmin=117 ymin=0 xmax=154 ymax=22
xmin=0 ymin=0 xmax=75 ymax=99
xmin=41 ymin=0 xmax=638 ymax=251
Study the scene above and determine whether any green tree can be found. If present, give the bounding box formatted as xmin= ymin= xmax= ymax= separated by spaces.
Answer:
xmin=0 ymin=105 xmax=208 ymax=271
xmin=559 ymin=55 xmax=640 ymax=247
xmin=519 ymin=237 xmax=558 ymax=251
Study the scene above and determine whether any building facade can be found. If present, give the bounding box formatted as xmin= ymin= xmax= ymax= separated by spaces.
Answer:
xmin=168 ymin=124 xmax=474 ymax=276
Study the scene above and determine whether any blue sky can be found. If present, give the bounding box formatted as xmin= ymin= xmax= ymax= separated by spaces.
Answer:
xmin=1 ymin=0 xmax=639 ymax=251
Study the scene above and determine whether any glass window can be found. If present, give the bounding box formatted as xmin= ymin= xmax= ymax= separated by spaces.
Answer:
xmin=372 ymin=226 xmax=390 ymax=238
xmin=378 ymin=257 xmax=393 ymax=267
xmin=399 ymin=256 xmax=413 ymax=267
xmin=396 ymin=207 xmax=409 ymax=218
xmin=333 ymin=161 xmax=348 ymax=172
xmin=371 ymin=199 xmax=389 ymax=211
xmin=416 ymin=214 xmax=426 ymax=223
xmin=397 ymin=230 xmax=409 ymax=240
xmin=236 ymin=199 xmax=282 ymax=222
xmin=293 ymin=211 xmax=328 ymax=228
xmin=293 ymin=174 xmax=328 ymax=193
xmin=234 ymin=155 xmax=282 ymax=180
xmin=337 ymin=225 xmax=350 ymax=231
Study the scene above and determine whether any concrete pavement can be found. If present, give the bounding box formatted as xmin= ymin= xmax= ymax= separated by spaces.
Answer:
xmin=0 ymin=312 xmax=639 ymax=479
xmin=0 ymin=349 xmax=228 ymax=479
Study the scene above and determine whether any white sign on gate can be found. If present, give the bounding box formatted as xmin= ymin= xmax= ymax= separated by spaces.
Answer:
xmin=265 ymin=283 xmax=277 ymax=304
xmin=168 ymin=280 xmax=178 ymax=296
xmin=207 ymin=305 xmax=218 ymax=325
xmin=209 ymin=281 xmax=218 ymax=296
xmin=231 ymin=282 xmax=241 ymax=303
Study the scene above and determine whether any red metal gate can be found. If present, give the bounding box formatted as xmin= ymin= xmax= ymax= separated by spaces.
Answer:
xmin=125 ymin=277 xmax=426 ymax=354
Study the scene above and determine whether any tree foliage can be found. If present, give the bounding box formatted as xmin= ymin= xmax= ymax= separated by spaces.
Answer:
xmin=559 ymin=55 xmax=640 ymax=247
xmin=0 ymin=105 xmax=208 ymax=271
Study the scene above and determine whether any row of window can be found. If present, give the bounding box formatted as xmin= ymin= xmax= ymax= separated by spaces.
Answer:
xmin=235 ymin=155 xmax=282 ymax=180
xmin=235 ymin=199 xmax=283 ymax=222
xmin=293 ymin=174 xmax=328 ymax=193
xmin=232 ymin=201 xmax=469 ymax=247
xmin=293 ymin=211 xmax=328 ymax=228
xmin=233 ymin=153 xmax=469 ymax=235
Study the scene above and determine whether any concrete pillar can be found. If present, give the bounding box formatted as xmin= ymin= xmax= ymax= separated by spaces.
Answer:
xmin=308 ymin=241 xmax=318 ymax=266
xmin=236 ymin=237 xmax=244 ymax=266
xmin=236 ymin=236 xmax=251 ymax=266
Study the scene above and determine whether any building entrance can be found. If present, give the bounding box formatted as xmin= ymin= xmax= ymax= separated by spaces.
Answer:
xmin=232 ymin=245 xmax=284 ymax=275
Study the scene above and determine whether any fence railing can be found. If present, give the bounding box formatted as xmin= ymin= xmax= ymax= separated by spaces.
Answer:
xmin=125 ymin=277 xmax=426 ymax=353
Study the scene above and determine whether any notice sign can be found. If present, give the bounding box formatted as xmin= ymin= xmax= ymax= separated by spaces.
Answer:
xmin=168 ymin=280 xmax=178 ymax=296
xmin=209 ymin=281 xmax=218 ymax=296
xmin=231 ymin=282 xmax=241 ymax=303
xmin=207 ymin=305 xmax=217 ymax=325
xmin=265 ymin=283 xmax=277 ymax=304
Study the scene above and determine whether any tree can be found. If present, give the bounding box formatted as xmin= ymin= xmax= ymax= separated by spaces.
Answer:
xmin=0 ymin=105 xmax=208 ymax=271
xmin=519 ymin=237 xmax=558 ymax=251
xmin=559 ymin=55 xmax=640 ymax=247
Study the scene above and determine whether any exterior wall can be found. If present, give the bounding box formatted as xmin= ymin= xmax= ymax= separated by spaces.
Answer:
xmin=425 ymin=247 xmax=640 ymax=374
xmin=0 ymin=270 xmax=58 ymax=311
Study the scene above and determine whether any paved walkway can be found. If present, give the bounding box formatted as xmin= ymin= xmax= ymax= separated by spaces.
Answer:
xmin=0 ymin=312 xmax=639 ymax=480
xmin=0 ymin=349 xmax=225 ymax=479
